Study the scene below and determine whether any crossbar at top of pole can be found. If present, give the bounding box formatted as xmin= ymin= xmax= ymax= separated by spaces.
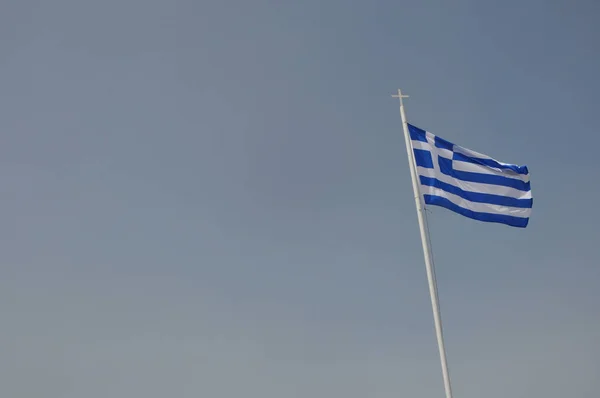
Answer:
xmin=392 ymin=89 xmax=454 ymax=398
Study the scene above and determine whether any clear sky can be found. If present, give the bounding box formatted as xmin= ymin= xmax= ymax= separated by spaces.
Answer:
xmin=2 ymin=1 xmax=599 ymax=397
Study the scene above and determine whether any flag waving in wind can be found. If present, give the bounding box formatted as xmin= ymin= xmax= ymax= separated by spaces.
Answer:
xmin=408 ymin=123 xmax=532 ymax=228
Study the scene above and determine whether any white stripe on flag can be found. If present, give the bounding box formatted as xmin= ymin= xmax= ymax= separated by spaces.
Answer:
xmin=417 ymin=166 xmax=532 ymax=200
xmin=421 ymin=185 xmax=532 ymax=218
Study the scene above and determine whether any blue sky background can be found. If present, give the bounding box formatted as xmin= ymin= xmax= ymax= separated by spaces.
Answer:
xmin=2 ymin=1 xmax=599 ymax=397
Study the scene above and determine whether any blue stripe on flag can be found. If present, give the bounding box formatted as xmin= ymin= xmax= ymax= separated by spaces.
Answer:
xmin=452 ymin=152 xmax=529 ymax=175
xmin=438 ymin=157 xmax=530 ymax=191
xmin=434 ymin=135 xmax=453 ymax=151
xmin=419 ymin=176 xmax=533 ymax=208
xmin=408 ymin=124 xmax=427 ymax=142
xmin=414 ymin=149 xmax=434 ymax=169
xmin=424 ymin=195 xmax=529 ymax=228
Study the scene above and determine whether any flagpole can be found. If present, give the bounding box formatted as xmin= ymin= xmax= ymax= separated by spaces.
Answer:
xmin=392 ymin=89 xmax=454 ymax=398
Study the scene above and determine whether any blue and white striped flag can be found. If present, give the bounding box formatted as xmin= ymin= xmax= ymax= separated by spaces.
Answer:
xmin=408 ymin=123 xmax=532 ymax=228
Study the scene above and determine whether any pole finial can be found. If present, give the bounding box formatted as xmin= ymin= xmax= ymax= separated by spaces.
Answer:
xmin=392 ymin=89 xmax=409 ymax=107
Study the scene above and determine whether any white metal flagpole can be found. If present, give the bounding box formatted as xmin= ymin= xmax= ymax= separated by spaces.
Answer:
xmin=392 ymin=89 xmax=454 ymax=398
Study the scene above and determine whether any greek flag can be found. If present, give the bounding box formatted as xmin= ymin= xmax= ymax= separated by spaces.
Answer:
xmin=409 ymin=123 xmax=532 ymax=228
